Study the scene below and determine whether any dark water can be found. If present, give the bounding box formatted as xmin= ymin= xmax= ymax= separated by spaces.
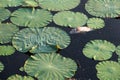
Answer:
xmin=0 ymin=0 xmax=120 ymax=80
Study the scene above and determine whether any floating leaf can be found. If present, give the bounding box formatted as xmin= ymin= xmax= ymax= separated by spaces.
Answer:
xmin=115 ymin=45 xmax=120 ymax=56
xmin=11 ymin=8 xmax=52 ymax=27
xmin=0 ymin=8 xmax=11 ymax=22
xmin=96 ymin=61 xmax=120 ymax=80
xmin=87 ymin=18 xmax=105 ymax=29
xmin=0 ymin=0 xmax=23 ymax=7
xmin=12 ymin=27 xmax=70 ymax=53
xmin=83 ymin=40 xmax=115 ymax=60
xmin=0 ymin=45 xmax=15 ymax=56
xmin=85 ymin=0 xmax=120 ymax=18
xmin=22 ymin=0 xmax=38 ymax=7
xmin=53 ymin=11 xmax=88 ymax=28
xmin=0 ymin=62 xmax=4 ymax=72
xmin=0 ymin=23 xmax=19 ymax=44
xmin=37 ymin=0 xmax=80 ymax=11
xmin=7 ymin=74 xmax=34 ymax=80
xmin=24 ymin=53 xmax=77 ymax=80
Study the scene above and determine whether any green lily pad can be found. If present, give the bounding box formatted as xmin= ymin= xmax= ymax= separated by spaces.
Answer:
xmin=115 ymin=45 xmax=120 ymax=56
xmin=0 ymin=45 xmax=15 ymax=56
xmin=24 ymin=53 xmax=77 ymax=80
xmin=22 ymin=0 xmax=38 ymax=7
xmin=53 ymin=11 xmax=88 ymax=28
xmin=37 ymin=0 xmax=80 ymax=11
xmin=87 ymin=18 xmax=105 ymax=29
xmin=83 ymin=40 xmax=116 ymax=60
xmin=85 ymin=0 xmax=120 ymax=18
xmin=0 ymin=62 xmax=4 ymax=72
xmin=12 ymin=27 xmax=70 ymax=53
xmin=7 ymin=74 xmax=34 ymax=80
xmin=11 ymin=8 xmax=52 ymax=27
xmin=0 ymin=23 xmax=19 ymax=44
xmin=96 ymin=61 xmax=120 ymax=80
xmin=0 ymin=0 xmax=23 ymax=7
xmin=0 ymin=8 xmax=11 ymax=22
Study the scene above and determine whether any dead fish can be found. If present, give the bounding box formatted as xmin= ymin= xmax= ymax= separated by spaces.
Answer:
xmin=69 ymin=27 xmax=93 ymax=34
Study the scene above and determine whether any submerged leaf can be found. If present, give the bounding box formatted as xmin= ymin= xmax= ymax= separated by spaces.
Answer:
xmin=0 ymin=8 xmax=11 ymax=22
xmin=24 ymin=53 xmax=77 ymax=80
xmin=12 ymin=27 xmax=70 ymax=53
xmin=83 ymin=40 xmax=116 ymax=60
xmin=0 ymin=23 xmax=19 ymax=44
xmin=7 ymin=74 xmax=34 ymax=80
xmin=0 ymin=62 xmax=4 ymax=72
xmin=53 ymin=11 xmax=88 ymax=28
xmin=11 ymin=8 xmax=52 ymax=27
xmin=37 ymin=0 xmax=80 ymax=11
xmin=87 ymin=18 xmax=105 ymax=29
xmin=96 ymin=61 xmax=120 ymax=80
xmin=85 ymin=0 xmax=120 ymax=18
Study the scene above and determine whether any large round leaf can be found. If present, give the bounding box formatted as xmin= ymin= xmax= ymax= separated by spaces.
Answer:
xmin=53 ymin=11 xmax=88 ymax=28
xmin=0 ymin=62 xmax=4 ymax=72
xmin=24 ymin=53 xmax=77 ymax=80
xmin=0 ymin=0 xmax=23 ymax=7
xmin=7 ymin=74 xmax=34 ymax=80
xmin=11 ymin=8 xmax=52 ymax=27
xmin=96 ymin=61 xmax=120 ymax=80
xmin=12 ymin=27 xmax=70 ymax=53
xmin=37 ymin=0 xmax=80 ymax=11
xmin=83 ymin=40 xmax=116 ymax=60
xmin=0 ymin=23 xmax=19 ymax=44
xmin=0 ymin=8 xmax=11 ymax=22
xmin=85 ymin=0 xmax=120 ymax=18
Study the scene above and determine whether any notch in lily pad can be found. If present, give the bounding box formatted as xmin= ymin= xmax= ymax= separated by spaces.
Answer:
xmin=82 ymin=40 xmax=116 ymax=60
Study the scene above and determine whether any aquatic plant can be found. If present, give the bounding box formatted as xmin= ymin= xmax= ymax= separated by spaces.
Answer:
xmin=11 ymin=8 xmax=52 ymax=27
xmin=53 ymin=11 xmax=88 ymax=28
xmin=37 ymin=0 xmax=80 ymax=11
xmin=87 ymin=18 xmax=105 ymax=29
xmin=0 ymin=62 xmax=4 ymax=72
xmin=22 ymin=0 xmax=38 ymax=7
xmin=0 ymin=23 xmax=19 ymax=44
xmin=96 ymin=61 xmax=120 ymax=80
xmin=12 ymin=27 xmax=70 ymax=53
xmin=0 ymin=45 xmax=15 ymax=56
xmin=83 ymin=40 xmax=116 ymax=60
xmin=115 ymin=45 xmax=120 ymax=56
xmin=0 ymin=8 xmax=11 ymax=22
xmin=23 ymin=53 xmax=77 ymax=80
xmin=85 ymin=0 xmax=120 ymax=18
xmin=7 ymin=74 xmax=34 ymax=80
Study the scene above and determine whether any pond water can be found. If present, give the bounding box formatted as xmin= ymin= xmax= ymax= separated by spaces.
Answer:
xmin=0 ymin=0 xmax=120 ymax=80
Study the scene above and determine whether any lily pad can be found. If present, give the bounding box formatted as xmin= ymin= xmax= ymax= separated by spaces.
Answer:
xmin=22 ymin=0 xmax=38 ymax=7
xmin=37 ymin=0 xmax=80 ymax=11
xmin=96 ymin=61 xmax=120 ymax=80
xmin=82 ymin=40 xmax=116 ymax=60
xmin=11 ymin=8 xmax=52 ymax=27
xmin=87 ymin=18 xmax=105 ymax=29
xmin=85 ymin=0 xmax=120 ymax=18
xmin=0 ymin=62 xmax=4 ymax=72
xmin=0 ymin=45 xmax=15 ymax=56
xmin=12 ymin=27 xmax=70 ymax=53
xmin=24 ymin=53 xmax=77 ymax=80
xmin=0 ymin=0 xmax=23 ymax=7
xmin=0 ymin=8 xmax=11 ymax=22
xmin=0 ymin=23 xmax=19 ymax=44
xmin=7 ymin=74 xmax=34 ymax=80
xmin=115 ymin=45 xmax=120 ymax=56
xmin=53 ymin=11 xmax=88 ymax=28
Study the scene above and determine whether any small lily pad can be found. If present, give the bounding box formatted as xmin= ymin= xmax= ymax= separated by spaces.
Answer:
xmin=24 ymin=53 xmax=77 ymax=80
xmin=53 ymin=11 xmax=88 ymax=28
xmin=0 ymin=45 xmax=15 ymax=56
xmin=12 ymin=27 xmax=70 ymax=53
xmin=87 ymin=18 xmax=105 ymax=29
xmin=85 ymin=0 xmax=120 ymax=18
xmin=0 ymin=0 xmax=23 ymax=7
xmin=0 ymin=62 xmax=4 ymax=72
xmin=11 ymin=8 xmax=52 ymax=27
xmin=0 ymin=23 xmax=19 ymax=44
xmin=7 ymin=74 xmax=34 ymax=80
xmin=0 ymin=8 xmax=11 ymax=22
xmin=83 ymin=40 xmax=116 ymax=60
xmin=96 ymin=61 xmax=120 ymax=80
xmin=37 ymin=0 xmax=80 ymax=11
